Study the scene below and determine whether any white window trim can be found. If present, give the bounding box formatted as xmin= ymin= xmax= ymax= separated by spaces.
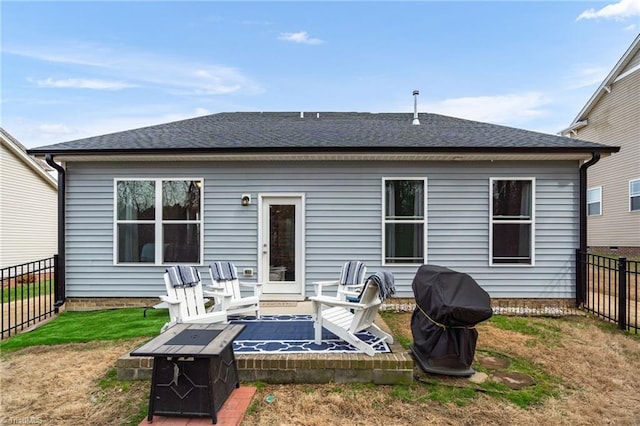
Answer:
xmin=587 ymin=186 xmax=602 ymax=216
xmin=489 ymin=177 xmax=536 ymax=267
xmin=113 ymin=177 xmax=204 ymax=266
xmin=630 ymin=179 xmax=640 ymax=213
xmin=381 ymin=177 xmax=428 ymax=266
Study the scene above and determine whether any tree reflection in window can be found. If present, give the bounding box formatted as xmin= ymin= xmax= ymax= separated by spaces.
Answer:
xmin=117 ymin=181 xmax=155 ymax=220
xmin=116 ymin=179 xmax=202 ymax=264
xmin=163 ymin=180 xmax=200 ymax=220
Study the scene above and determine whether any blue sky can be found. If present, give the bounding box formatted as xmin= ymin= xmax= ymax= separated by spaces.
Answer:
xmin=2 ymin=1 xmax=639 ymax=148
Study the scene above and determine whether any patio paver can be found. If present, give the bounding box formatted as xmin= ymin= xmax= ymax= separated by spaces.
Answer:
xmin=137 ymin=386 xmax=257 ymax=426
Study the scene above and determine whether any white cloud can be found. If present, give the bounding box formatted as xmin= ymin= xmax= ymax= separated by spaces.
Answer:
xmin=562 ymin=65 xmax=609 ymax=90
xmin=38 ymin=123 xmax=74 ymax=138
xmin=623 ymin=23 xmax=638 ymax=30
xmin=422 ymin=92 xmax=550 ymax=125
xmin=25 ymin=107 xmax=217 ymax=146
xmin=130 ymin=59 xmax=262 ymax=95
xmin=3 ymin=43 xmax=112 ymax=67
xmin=6 ymin=43 xmax=262 ymax=96
xmin=194 ymin=107 xmax=211 ymax=116
xmin=577 ymin=0 xmax=640 ymax=20
xmin=278 ymin=31 xmax=324 ymax=45
xmin=191 ymin=69 xmax=244 ymax=94
xmin=33 ymin=77 xmax=136 ymax=90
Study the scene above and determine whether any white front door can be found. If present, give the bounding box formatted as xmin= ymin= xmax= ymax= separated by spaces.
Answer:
xmin=258 ymin=194 xmax=305 ymax=299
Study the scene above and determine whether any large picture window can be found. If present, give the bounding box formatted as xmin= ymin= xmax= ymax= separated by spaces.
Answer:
xmin=587 ymin=187 xmax=602 ymax=216
xmin=383 ymin=178 xmax=426 ymax=265
xmin=115 ymin=178 xmax=203 ymax=265
xmin=630 ymin=179 xmax=640 ymax=212
xmin=490 ymin=178 xmax=535 ymax=265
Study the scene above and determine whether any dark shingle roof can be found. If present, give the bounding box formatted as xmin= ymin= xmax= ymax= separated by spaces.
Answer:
xmin=28 ymin=112 xmax=618 ymax=155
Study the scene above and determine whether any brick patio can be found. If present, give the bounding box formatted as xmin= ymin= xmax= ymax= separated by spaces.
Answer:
xmin=117 ymin=305 xmax=414 ymax=385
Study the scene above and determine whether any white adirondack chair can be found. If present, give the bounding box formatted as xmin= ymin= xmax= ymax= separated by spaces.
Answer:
xmin=312 ymin=261 xmax=367 ymax=302
xmin=160 ymin=266 xmax=228 ymax=332
xmin=207 ymin=261 xmax=262 ymax=319
xmin=310 ymin=274 xmax=393 ymax=356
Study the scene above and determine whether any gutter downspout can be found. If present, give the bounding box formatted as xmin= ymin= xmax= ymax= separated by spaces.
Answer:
xmin=45 ymin=155 xmax=65 ymax=309
xmin=577 ymin=152 xmax=600 ymax=307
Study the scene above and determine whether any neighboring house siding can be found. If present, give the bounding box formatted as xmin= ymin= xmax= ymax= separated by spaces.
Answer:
xmin=64 ymin=160 xmax=579 ymax=300
xmin=0 ymin=143 xmax=57 ymax=269
xmin=573 ymin=65 xmax=640 ymax=248
xmin=625 ymin=49 xmax=640 ymax=71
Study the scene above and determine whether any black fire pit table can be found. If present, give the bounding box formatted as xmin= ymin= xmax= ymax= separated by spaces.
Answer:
xmin=130 ymin=323 xmax=245 ymax=424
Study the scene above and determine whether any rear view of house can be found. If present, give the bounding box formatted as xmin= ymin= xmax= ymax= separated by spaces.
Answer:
xmin=28 ymin=111 xmax=619 ymax=308
xmin=0 ymin=128 xmax=58 ymax=269
xmin=561 ymin=34 xmax=640 ymax=257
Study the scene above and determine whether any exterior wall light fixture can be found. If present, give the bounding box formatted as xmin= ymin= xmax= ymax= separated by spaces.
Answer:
xmin=241 ymin=194 xmax=251 ymax=206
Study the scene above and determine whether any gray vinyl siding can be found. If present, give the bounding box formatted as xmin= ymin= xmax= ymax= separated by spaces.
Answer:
xmin=573 ymin=64 xmax=640 ymax=248
xmin=64 ymin=160 xmax=579 ymax=300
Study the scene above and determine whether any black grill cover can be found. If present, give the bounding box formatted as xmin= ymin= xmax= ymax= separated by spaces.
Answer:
xmin=410 ymin=265 xmax=493 ymax=376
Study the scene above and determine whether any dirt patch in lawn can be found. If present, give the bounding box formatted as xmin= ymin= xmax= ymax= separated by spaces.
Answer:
xmin=243 ymin=315 xmax=640 ymax=426
xmin=1 ymin=315 xmax=640 ymax=425
xmin=0 ymin=339 xmax=150 ymax=425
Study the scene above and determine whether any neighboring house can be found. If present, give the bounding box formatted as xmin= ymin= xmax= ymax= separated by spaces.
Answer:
xmin=560 ymin=34 xmax=640 ymax=257
xmin=0 ymin=128 xmax=58 ymax=270
xmin=28 ymin=111 xmax=618 ymax=306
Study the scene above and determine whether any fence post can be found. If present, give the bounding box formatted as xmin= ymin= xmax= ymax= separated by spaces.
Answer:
xmin=575 ymin=249 xmax=584 ymax=307
xmin=53 ymin=254 xmax=60 ymax=314
xmin=618 ymin=257 xmax=627 ymax=331
xmin=1 ymin=266 xmax=4 ymax=339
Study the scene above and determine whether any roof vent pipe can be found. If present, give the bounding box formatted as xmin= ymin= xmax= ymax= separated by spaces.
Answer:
xmin=412 ymin=90 xmax=420 ymax=125
xmin=300 ymin=112 xmax=304 ymax=118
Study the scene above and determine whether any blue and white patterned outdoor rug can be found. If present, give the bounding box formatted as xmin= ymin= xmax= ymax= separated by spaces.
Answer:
xmin=230 ymin=314 xmax=391 ymax=354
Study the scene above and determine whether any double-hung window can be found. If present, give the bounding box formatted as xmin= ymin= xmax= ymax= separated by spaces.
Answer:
xmin=115 ymin=178 xmax=203 ymax=265
xmin=382 ymin=178 xmax=426 ymax=265
xmin=587 ymin=187 xmax=602 ymax=216
xmin=630 ymin=179 xmax=640 ymax=212
xmin=490 ymin=178 xmax=535 ymax=265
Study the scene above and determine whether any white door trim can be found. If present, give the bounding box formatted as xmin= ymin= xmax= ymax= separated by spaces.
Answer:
xmin=257 ymin=193 xmax=306 ymax=300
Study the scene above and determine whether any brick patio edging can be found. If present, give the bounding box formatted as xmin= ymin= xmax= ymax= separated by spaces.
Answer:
xmin=117 ymin=350 xmax=414 ymax=385
xmin=117 ymin=337 xmax=414 ymax=385
xmin=66 ymin=297 xmax=580 ymax=317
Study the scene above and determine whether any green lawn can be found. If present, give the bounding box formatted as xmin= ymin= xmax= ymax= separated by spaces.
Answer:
xmin=0 ymin=307 xmax=168 ymax=352
xmin=1 ymin=280 xmax=54 ymax=303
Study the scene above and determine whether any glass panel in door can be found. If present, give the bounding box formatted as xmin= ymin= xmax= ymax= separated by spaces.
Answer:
xmin=269 ymin=204 xmax=295 ymax=282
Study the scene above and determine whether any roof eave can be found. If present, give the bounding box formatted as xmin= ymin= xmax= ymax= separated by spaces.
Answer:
xmin=559 ymin=120 xmax=589 ymax=136
xmin=29 ymin=145 xmax=620 ymax=163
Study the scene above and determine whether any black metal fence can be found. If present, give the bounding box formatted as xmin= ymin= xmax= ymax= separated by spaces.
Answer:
xmin=577 ymin=250 xmax=639 ymax=333
xmin=1 ymin=256 xmax=58 ymax=339
xmin=2 ymin=252 xmax=637 ymax=337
